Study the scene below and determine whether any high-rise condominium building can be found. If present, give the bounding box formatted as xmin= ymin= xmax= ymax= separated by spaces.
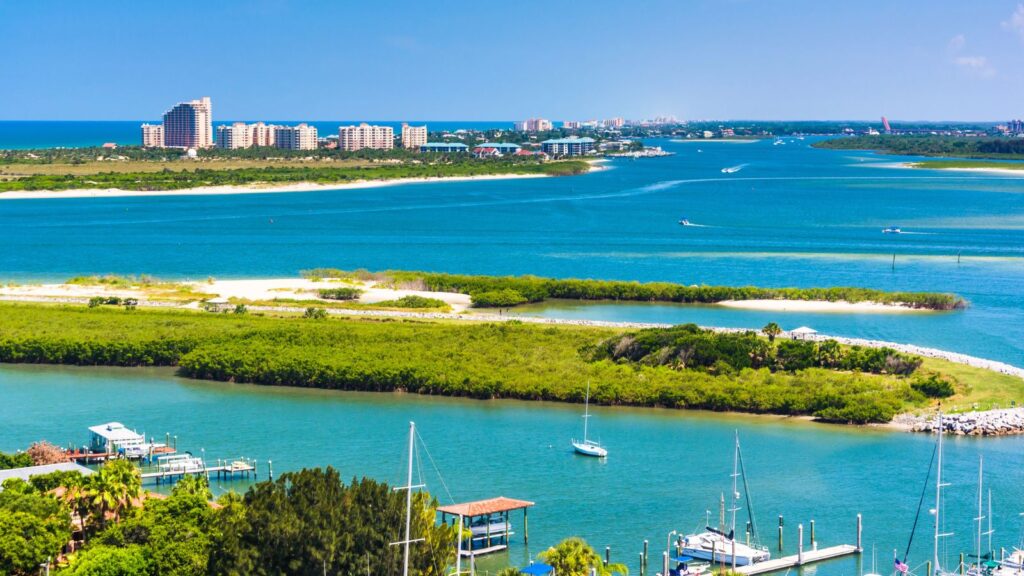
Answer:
xmin=162 ymin=97 xmax=213 ymax=149
xmin=274 ymin=124 xmax=318 ymax=150
xmin=216 ymin=122 xmax=253 ymax=149
xmin=514 ymin=118 xmax=553 ymax=132
xmin=401 ymin=123 xmax=427 ymax=149
xmin=338 ymin=123 xmax=394 ymax=151
xmin=249 ymin=122 xmax=277 ymax=147
xmin=141 ymin=124 xmax=164 ymax=147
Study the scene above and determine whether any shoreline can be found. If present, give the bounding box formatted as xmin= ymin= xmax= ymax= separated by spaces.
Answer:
xmin=716 ymin=299 xmax=930 ymax=314
xmin=0 ymin=163 xmax=607 ymax=200
xmin=902 ymin=162 xmax=1024 ymax=176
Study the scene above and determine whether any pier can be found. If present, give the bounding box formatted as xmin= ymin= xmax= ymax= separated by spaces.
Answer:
xmin=734 ymin=544 xmax=859 ymax=575
xmin=141 ymin=456 xmax=258 ymax=484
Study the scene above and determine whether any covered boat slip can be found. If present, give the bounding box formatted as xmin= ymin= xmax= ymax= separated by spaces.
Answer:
xmin=437 ymin=496 xmax=535 ymax=556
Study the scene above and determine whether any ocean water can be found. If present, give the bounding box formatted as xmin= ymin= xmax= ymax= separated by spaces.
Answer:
xmin=0 ymin=120 xmax=514 ymax=149
xmin=1 ymin=134 xmax=1022 ymax=366
xmin=1 ymin=364 xmax=1021 ymax=575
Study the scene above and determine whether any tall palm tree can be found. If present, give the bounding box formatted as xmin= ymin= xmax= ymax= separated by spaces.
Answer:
xmin=60 ymin=474 xmax=92 ymax=542
xmin=761 ymin=322 xmax=782 ymax=343
xmin=85 ymin=459 xmax=141 ymax=530
xmin=539 ymin=537 xmax=628 ymax=576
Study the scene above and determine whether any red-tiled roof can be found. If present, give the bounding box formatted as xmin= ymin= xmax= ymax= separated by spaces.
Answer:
xmin=437 ymin=496 xmax=534 ymax=517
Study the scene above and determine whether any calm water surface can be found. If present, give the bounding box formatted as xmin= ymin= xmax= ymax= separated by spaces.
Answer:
xmin=1 ymin=136 xmax=1022 ymax=365
xmin=2 ymin=364 xmax=1022 ymax=575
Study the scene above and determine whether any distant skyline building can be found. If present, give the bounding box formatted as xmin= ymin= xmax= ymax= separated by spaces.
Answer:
xmin=882 ymin=116 xmax=892 ymax=133
xmin=401 ymin=123 xmax=427 ymax=149
xmin=250 ymin=122 xmax=277 ymax=147
xmin=563 ymin=121 xmax=581 ymax=129
xmin=140 ymin=123 xmax=164 ymax=147
xmin=604 ymin=117 xmax=624 ymax=128
xmin=274 ymin=123 xmax=318 ymax=150
xmin=161 ymin=96 xmax=213 ymax=149
xmin=338 ymin=123 xmax=394 ymax=151
xmin=514 ymin=118 xmax=552 ymax=132
xmin=540 ymin=136 xmax=595 ymax=156
xmin=216 ymin=122 xmax=252 ymax=149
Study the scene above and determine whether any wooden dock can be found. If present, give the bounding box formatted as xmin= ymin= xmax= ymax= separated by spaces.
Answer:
xmin=734 ymin=544 xmax=859 ymax=575
xmin=141 ymin=459 xmax=257 ymax=484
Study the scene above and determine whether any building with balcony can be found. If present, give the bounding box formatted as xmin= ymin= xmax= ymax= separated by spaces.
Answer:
xmin=161 ymin=97 xmax=213 ymax=149
xmin=339 ymin=123 xmax=394 ymax=151
xmin=274 ymin=124 xmax=318 ymax=150
xmin=540 ymin=137 xmax=595 ymax=157
xmin=141 ymin=124 xmax=164 ymax=148
xmin=401 ymin=123 xmax=427 ymax=149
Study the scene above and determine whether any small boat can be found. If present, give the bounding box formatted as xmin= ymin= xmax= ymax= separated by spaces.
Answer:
xmin=679 ymin=218 xmax=693 ymax=226
xmin=882 ymin=227 xmax=902 ymax=234
xmin=572 ymin=382 xmax=607 ymax=458
xmin=721 ymin=164 xmax=745 ymax=174
xmin=773 ymin=138 xmax=785 ymax=146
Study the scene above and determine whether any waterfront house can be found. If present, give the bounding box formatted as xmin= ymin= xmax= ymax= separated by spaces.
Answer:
xmin=473 ymin=146 xmax=501 ymax=159
xmin=477 ymin=142 xmax=522 ymax=154
xmin=89 ymin=422 xmax=146 ymax=454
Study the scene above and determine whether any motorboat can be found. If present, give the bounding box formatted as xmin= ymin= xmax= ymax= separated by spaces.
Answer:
xmin=679 ymin=218 xmax=693 ymax=226
xmin=882 ymin=227 xmax=902 ymax=234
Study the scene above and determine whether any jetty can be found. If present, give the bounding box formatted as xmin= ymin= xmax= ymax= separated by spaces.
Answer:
xmin=141 ymin=455 xmax=258 ymax=484
xmin=734 ymin=544 xmax=859 ymax=575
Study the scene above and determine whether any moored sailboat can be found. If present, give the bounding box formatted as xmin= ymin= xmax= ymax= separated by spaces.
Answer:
xmin=572 ymin=382 xmax=607 ymax=458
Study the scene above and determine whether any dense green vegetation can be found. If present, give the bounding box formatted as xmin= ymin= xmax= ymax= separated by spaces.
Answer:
xmin=591 ymin=324 xmax=923 ymax=376
xmin=0 ymin=159 xmax=590 ymax=192
xmin=813 ymin=135 xmax=1024 ymax=159
xmin=301 ymin=268 xmax=965 ymax=311
xmin=0 ymin=303 xmax=958 ymax=423
xmin=317 ymin=287 xmax=362 ymax=300
xmin=0 ymin=451 xmax=33 ymax=470
xmin=370 ymin=295 xmax=447 ymax=309
xmin=0 ymin=462 xmax=453 ymax=575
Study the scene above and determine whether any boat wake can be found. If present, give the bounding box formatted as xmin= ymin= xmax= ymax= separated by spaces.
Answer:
xmin=721 ymin=164 xmax=748 ymax=174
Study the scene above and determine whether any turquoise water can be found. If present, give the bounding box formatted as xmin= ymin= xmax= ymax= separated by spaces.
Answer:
xmin=2 ymin=364 xmax=1022 ymax=575
xmin=1 ymin=136 xmax=1022 ymax=365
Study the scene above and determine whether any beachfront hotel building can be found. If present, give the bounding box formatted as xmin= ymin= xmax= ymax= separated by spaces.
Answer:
xmin=274 ymin=124 xmax=319 ymax=150
xmin=141 ymin=124 xmax=164 ymax=147
xmin=161 ymin=97 xmax=213 ymax=149
xmin=540 ymin=136 xmax=595 ymax=157
xmin=338 ymin=123 xmax=394 ymax=151
xmin=514 ymin=118 xmax=553 ymax=132
xmin=215 ymin=122 xmax=252 ymax=149
xmin=401 ymin=123 xmax=427 ymax=149
xmin=250 ymin=122 xmax=277 ymax=147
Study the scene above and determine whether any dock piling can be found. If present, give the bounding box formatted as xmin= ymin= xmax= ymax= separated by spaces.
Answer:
xmin=856 ymin=514 xmax=863 ymax=552
xmin=778 ymin=515 xmax=784 ymax=551
xmin=605 ymin=546 xmax=610 ymax=567
xmin=662 ymin=551 xmax=669 ymax=576
xmin=268 ymin=460 xmax=273 ymax=481
xmin=643 ymin=540 xmax=649 ymax=573
xmin=797 ymin=524 xmax=804 ymax=565
xmin=810 ymin=519 xmax=815 ymax=547
xmin=960 ymin=553 xmax=964 ymax=575
xmin=927 ymin=561 xmax=932 ymax=576
xmin=639 ymin=552 xmax=644 ymax=576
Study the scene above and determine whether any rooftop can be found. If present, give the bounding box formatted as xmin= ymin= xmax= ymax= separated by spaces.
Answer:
xmin=0 ymin=462 xmax=94 ymax=487
xmin=541 ymin=137 xmax=596 ymax=144
xmin=437 ymin=496 xmax=534 ymax=517
xmin=88 ymin=422 xmax=144 ymax=442
xmin=422 ymin=142 xmax=468 ymax=148
xmin=478 ymin=142 xmax=521 ymax=149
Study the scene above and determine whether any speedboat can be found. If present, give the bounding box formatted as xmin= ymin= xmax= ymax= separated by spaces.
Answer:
xmin=679 ymin=218 xmax=692 ymax=226
xmin=882 ymin=227 xmax=902 ymax=234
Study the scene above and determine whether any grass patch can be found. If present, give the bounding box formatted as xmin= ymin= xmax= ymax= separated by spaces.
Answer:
xmin=912 ymin=160 xmax=1024 ymax=170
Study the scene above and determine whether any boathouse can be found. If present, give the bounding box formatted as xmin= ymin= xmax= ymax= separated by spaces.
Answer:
xmin=437 ymin=496 xmax=534 ymax=557
xmin=88 ymin=422 xmax=146 ymax=454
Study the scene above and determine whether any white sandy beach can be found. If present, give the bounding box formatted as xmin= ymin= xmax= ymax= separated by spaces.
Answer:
xmin=901 ymin=162 xmax=1024 ymax=176
xmin=716 ymin=299 xmax=928 ymax=313
xmin=0 ymin=172 xmax=555 ymax=200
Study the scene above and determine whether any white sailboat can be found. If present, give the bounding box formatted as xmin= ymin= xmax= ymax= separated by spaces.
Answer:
xmin=572 ymin=382 xmax=607 ymax=457
xmin=680 ymin=432 xmax=770 ymax=566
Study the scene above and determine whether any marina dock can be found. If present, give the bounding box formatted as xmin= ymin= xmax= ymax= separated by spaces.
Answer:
xmin=141 ymin=456 xmax=258 ymax=484
xmin=734 ymin=544 xmax=859 ymax=575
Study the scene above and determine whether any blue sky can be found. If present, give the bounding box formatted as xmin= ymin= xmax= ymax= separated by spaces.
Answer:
xmin=2 ymin=0 xmax=1023 ymax=121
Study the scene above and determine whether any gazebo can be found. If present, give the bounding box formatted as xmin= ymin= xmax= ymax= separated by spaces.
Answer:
xmin=437 ymin=496 xmax=535 ymax=557
xmin=790 ymin=326 xmax=818 ymax=340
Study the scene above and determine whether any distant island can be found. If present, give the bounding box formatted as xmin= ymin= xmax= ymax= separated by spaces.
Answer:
xmin=812 ymin=134 xmax=1024 ymax=160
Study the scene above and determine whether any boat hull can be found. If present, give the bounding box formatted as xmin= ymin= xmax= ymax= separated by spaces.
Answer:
xmin=572 ymin=441 xmax=607 ymax=457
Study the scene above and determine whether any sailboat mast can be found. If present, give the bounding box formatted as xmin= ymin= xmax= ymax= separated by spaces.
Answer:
xmin=403 ymin=421 xmax=415 ymax=576
xmin=731 ymin=431 xmax=740 ymax=535
xmin=977 ymin=456 xmax=984 ymax=567
xmin=987 ymin=490 xmax=993 ymax=557
xmin=583 ymin=382 xmax=591 ymax=442
xmin=934 ymin=412 xmax=944 ymax=576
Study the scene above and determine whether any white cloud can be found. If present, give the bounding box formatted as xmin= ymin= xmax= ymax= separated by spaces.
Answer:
xmin=953 ymin=56 xmax=996 ymax=78
xmin=1002 ymin=3 xmax=1024 ymax=40
xmin=947 ymin=34 xmax=966 ymax=53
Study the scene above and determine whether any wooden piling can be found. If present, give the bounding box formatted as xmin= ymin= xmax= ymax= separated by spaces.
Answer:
xmin=856 ymin=514 xmax=862 ymax=552
xmin=643 ymin=539 xmax=649 ymax=572
xmin=797 ymin=524 xmax=804 ymax=565
xmin=662 ymin=551 xmax=669 ymax=576
xmin=605 ymin=546 xmax=610 ymax=567
xmin=810 ymin=519 xmax=815 ymax=547
xmin=778 ymin=515 xmax=784 ymax=551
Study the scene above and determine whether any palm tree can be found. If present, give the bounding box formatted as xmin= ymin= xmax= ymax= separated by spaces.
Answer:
xmin=85 ymin=459 xmax=142 ymax=530
xmin=539 ymin=537 xmax=628 ymax=576
xmin=761 ymin=322 xmax=782 ymax=343
xmin=60 ymin=474 xmax=92 ymax=542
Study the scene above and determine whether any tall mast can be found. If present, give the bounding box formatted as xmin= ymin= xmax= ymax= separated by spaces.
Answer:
xmin=730 ymin=431 xmax=740 ymax=536
xmin=583 ymin=381 xmax=591 ymax=442
xmin=986 ymin=490 xmax=993 ymax=557
xmin=934 ymin=412 xmax=952 ymax=576
xmin=403 ymin=421 xmax=415 ymax=576
xmin=976 ymin=456 xmax=984 ymax=567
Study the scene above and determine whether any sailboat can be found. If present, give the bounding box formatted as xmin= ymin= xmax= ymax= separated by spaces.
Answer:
xmin=572 ymin=382 xmax=607 ymax=457
xmin=679 ymin=432 xmax=770 ymax=566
